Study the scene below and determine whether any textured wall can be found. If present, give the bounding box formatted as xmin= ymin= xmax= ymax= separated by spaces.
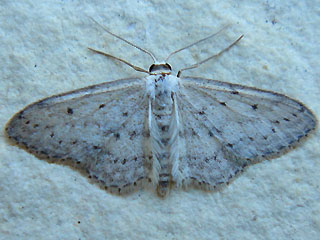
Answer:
xmin=1 ymin=1 xmax=319 ymax=239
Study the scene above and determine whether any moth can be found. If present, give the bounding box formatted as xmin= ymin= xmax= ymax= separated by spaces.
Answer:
xmin=6 ymin=21 xmax=317 ymax=197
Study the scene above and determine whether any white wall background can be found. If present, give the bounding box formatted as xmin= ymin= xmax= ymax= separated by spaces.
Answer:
xmin=1 ymin=1 xmax=319 ymax=239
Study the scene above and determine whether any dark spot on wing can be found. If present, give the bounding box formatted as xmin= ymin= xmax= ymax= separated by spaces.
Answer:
xmin=25 ymin=120 xmax=30 ymax=124
xmin=283 ymin=118 xmax=290 ymax=122
xmin=50 ymin=132 xmax=54 ymax=138
xmin=231 ymin=91 xmax=239 ymax=95
xmin=18 ymin=112 xmax=24 ymax=119
xmin=198 ymin=111 xmax=205 ymax=115
xmin=272 ymin=128 xmax=276 ymax=133
xmin=67 ymin=107 xmax=73 ymax=114
xmin=292 ymin=113 xmax=297 ymax=117
xmin=33 ymin=124 xmax=39 ymax=128
xmin=121 ymin=158 xmax=127 ymax=165
xmin=262 ymin=150 xmax=273 ymax=156
xmin=220 ymin=102 xmax=227 ymax=106
xmin=129 ymin=131 xmax=137 ymax=140
xmin=251 ymin=104 xmax=258 ymax=110
xmin=11 ymin=136 xmax=18 ymax=141
xmin=99 ymin=104 xmax=105 ymax=109
xmin=122 ymin=112 xmax=128 ymax=117
xmin=93 ymin=145 xmax=101 ymax=149
xmin=305 ymin=128 xmax=313 ymax=134
xmin=288 ymin=139 xmax=296 ymax=145
xmin=279 ymin=145 xmax=286 ymax=150
xmin=191 ymin=128 xmax=197 ymax=136
xmin=234 ymin=169 xmax=241 ymax=175
xmin=227 ymin=143 xmax=233 ymax=148
xmin=40 ymin=150 xmax=47 ymax=155
xmin=114 ymin=133 xmax=120 ymax=140
xmin=248 ymin=137 xmax=254 ymax=141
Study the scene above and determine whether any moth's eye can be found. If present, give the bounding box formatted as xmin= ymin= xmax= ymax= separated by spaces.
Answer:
xmin=165 ymin=63 xmax=172 ymax=71
xmin=149 ymin=64 xmax=156 ymax=73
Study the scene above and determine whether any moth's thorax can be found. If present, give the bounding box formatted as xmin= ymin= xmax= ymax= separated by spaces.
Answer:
xmin=146 ymin=74 xmax=179 ymax=104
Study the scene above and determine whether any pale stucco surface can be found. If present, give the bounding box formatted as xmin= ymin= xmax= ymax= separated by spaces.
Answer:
xmin=0 ymin=1 xmax=319 ymax=240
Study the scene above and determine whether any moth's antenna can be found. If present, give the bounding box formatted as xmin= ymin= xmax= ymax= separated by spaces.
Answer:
xmin=165 ymin=25 xmax=230 ymax=63
xmin=89 ymin=17 xmax=157 ymax=63
xmin=177 ymin=34 xmax=244 ymax=77
xmin=88 ymin=47 xmax=150 ymax=74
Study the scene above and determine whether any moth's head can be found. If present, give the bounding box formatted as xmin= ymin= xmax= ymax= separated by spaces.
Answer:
xmin=149 ymin=62 xmax=172 ymax=75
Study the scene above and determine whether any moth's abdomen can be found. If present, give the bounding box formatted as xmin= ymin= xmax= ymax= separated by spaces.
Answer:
xmin=156 ymin=152 xmax=171 ymax=197
xmin=153 ymin=112 xmax=172 ymax=197
xmin=150 ymin=75 xmax=177 ymax=197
